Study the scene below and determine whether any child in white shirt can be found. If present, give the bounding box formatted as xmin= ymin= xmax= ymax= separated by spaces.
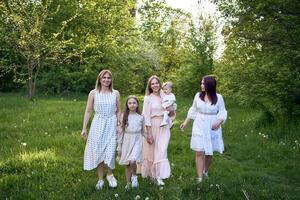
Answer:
xmin=160 ymin=81 xmax=177 ymax=127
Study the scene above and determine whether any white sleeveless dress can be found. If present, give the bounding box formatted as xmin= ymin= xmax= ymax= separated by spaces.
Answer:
xmin=84 ymin=90 xmax=117 ymax=170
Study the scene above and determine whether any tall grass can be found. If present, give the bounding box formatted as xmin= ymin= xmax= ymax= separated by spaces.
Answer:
xmin=0 ymin=93 xmax=299 ymax=199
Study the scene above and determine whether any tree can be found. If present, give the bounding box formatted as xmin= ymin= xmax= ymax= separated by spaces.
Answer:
xmin=214 ymin=0 xmax=300 ymax=120
xmin=0 ymin=0 xmax=79 ymax=99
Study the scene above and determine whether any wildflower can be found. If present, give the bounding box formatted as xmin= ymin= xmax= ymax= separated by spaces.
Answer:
xmin=114 ymin=193 xmax=118 ymax=198
xmin=135 ymin=195 xmax=141 ymax=200
xmin=145 ymin=197 xmax=149 ymax=200
xmin=21 ymin=142 xmax=27 ymax=146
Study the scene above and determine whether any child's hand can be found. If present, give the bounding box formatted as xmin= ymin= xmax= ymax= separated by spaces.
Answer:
xmin=116 ymin=151 xmax=121 ymax=161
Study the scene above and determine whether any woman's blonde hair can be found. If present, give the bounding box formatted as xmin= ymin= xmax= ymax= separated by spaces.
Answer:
xmin=95 ymin=69 xmax=113 ymax=92
xmin=145 ymin=75 xmax=161 ymax=96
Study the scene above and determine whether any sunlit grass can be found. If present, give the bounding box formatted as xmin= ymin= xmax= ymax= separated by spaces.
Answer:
xmin=0 ymin=93 xmax=299 ymax=199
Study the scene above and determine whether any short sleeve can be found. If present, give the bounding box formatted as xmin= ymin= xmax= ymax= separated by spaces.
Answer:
xmin=142 ymin=96 xmax=151 ymax=126
xmin=216 ymin=94 xmax=227 ymax=124
xmin=187 ymin=93 xmax=199 ymax=120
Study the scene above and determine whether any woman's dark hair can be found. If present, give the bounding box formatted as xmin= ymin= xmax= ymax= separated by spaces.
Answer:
xmin=122 ymin=95 xmax=141 ymax=131
xmin=199 ymin=75 xmax=218 ymax=105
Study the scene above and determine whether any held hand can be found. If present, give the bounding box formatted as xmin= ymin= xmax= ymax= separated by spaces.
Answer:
xmin=117 ymin=150 xmax=122 ymax=158
xmin=116 ymin=151 xmax=121 ymax=162
xmin=81 ymin=129 xmax=88 ymax=140
xmin=146 ymin=134 xmax=154 ymax=144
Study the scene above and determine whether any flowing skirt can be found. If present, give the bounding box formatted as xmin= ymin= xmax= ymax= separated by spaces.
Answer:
xmin=141 ymin=116 xmax=170 ymax=179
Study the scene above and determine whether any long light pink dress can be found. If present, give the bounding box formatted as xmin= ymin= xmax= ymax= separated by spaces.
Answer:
xmin=141 ymin=93 xmax=171 ymax=179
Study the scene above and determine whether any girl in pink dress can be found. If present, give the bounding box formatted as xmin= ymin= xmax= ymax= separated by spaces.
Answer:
xmin=141 ymin=75 xmax=174 ymax=186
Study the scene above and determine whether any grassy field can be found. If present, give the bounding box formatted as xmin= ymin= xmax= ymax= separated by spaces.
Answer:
xmin=0 ymin=93 xmax=299 ymax=199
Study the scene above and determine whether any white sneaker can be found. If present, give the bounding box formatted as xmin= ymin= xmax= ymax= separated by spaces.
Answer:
xmin=95 ymin=179 xmax=104 ymax=190
xmin=107 ymin=174 xmax=117 ymax=188
xmin=197 ymin=177 xmax=203 ymax=183
xmin=125 ymin=183 xmax=131 ymax=190
xmin=156 ymin=178 xmax=165 ymax=186
xmin=203 ymin=171 xmax=208 ymax=177
xmin=131 ymin=175 xmax=139 ymax=188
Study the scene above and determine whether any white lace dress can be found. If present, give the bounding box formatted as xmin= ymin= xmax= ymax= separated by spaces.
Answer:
xmin=187 ymin=93 xmax=227 ymax=155
xmin=118 ymin=113 xmax=145 ymax=165
xmin=83 ymin=90 xmax=118 ymax=170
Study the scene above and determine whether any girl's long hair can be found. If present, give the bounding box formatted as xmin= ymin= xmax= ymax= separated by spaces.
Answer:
xmin=145 ymin=75 xmax=161 ymax=96
xmin=199 ymin=75 xmax=218 ymax=105
xmin=95 ymin=69 xmax=113 ymax=92
xmin=122 ymin=95 xmax=141 ymax=131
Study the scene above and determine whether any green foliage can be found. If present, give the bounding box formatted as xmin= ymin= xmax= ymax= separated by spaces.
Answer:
xmin=214 ymin=0 xmax=300 ymax=120
xmin=138 ymin=0 xmax=216 ymax=96
xmin=0 ymin=0 xmax=217 ymax=97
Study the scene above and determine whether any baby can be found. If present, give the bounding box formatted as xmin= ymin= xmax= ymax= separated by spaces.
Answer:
xmin=160 ymin=81 xmax=177 ymax=127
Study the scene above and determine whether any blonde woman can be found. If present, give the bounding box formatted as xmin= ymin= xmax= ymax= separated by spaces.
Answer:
xmin=81 ymin=69 xmax=121 ymax=190
xmin=141 ymin=75 xmax=174 ymax=186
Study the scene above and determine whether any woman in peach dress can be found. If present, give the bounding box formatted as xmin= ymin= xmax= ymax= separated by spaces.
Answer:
xmin=141 ymin=75 xmax=174 ymax=186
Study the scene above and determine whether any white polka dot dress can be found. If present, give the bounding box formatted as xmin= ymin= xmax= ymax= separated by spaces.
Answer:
xmin=84 ymin=90 xmax=117 ymax=170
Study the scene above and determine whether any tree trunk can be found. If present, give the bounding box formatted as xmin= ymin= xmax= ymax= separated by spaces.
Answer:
xmin=27 ymin=63 xmax=34 ymax=100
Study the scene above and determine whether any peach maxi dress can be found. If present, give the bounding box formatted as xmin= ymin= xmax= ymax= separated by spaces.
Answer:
xmin=141 ymin=94 xmax=171 ymax=179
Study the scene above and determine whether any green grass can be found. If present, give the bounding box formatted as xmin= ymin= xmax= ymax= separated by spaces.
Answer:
xmin=0 ymin=93 xmax=299 ymax=199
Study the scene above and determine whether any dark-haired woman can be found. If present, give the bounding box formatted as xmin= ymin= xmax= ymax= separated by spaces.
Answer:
xmin=180 ymin=75 xmax=227 ymax=183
